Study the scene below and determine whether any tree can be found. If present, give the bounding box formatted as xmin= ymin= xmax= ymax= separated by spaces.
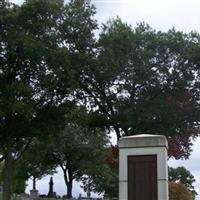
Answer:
xmin=0 ymin=0 xmax=99 ymax=198
xmin=51 ymin=123 xmax=108 ymax=199
xmin=168 ymin=166 xmax=197 ymax=197
xmin=0 ymin=159 xmax=26 ymax=194
xmin=81 ymin=145 xmax=119 ymax=198
xmin=103 ymin=145 xmax=118 ymax=198
xmin=12 ymin=138 xmax=56 ymax=193
xmin=169 ymin=182 xmax=194 ymax=200
xmin=77 ymin=18 xmax=200 ymax=159
xmin=48 ymin=107 xmax=108 ymax=199
xmin=0 ymin=0 xmax=76 ymax=199
xmin=2 ymin=0 xmax=200 ymax=199
xmin=11 ymin=168 xmax=27 ymax=194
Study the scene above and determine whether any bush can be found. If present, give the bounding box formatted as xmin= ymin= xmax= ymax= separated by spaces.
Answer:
xmin=169 ymin=181 xmax=194 ymax=200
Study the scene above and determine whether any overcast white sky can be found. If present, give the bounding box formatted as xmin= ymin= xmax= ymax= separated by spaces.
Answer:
xmin=10 ymin=0 xmax=200 ymax=199
xmin=94 ymin=0 xmax=200 ymax=32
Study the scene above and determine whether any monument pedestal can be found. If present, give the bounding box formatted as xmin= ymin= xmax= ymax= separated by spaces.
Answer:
xmin=30 ymin=189 xmax=39 ymax=198
xmin=48 ymin=177 xmax=56 ymax=198
xmin=119 ymin=134 xmax=168 ymax=200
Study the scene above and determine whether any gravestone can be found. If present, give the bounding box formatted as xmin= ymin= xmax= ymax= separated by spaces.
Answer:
xmin=30 ymin=189 xmax=39 ymax=199
xmin=119 ymin=134 xmax=168 ymax=200
xmin=48 ymin=177 xmax=55 ymax=197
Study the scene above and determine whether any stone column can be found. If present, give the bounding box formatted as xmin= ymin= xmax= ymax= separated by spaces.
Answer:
xmin=47 ymin=177 xmax=55 ymax=197
xmin=119 ymin=134 xmax=168 ymax=200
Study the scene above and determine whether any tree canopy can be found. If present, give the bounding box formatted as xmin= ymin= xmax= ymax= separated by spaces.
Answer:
xmin=1 ymin=0 xmax=200 ymax=199
xmin=169 ymin=166 xmax=197 ymax=197
xmin=77 ymin=18 xmax=200 ymax=159
xmin=48 ymin=108 xmax=108 ymax=198
xmin=0 ymin=0 xmax=76 ymax=199
xmin=81 ymin=145 xmax=119 ymax=198
xmin=169 ymin=182 xmax=194 ymax=200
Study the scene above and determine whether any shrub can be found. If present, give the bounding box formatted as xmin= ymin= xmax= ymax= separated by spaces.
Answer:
xmin=169 ymin=181 xmax=194 ymax=200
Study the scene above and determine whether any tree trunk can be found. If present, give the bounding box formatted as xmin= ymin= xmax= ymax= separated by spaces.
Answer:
xmin=113 ymin=126 xmax=121 ymax=140
xmin=66 ymin=178 xmax=72 ymax=199
xmin=3 ymin=141 xmax=13 ymax=200
xmin=63 ymin=167 xmax=73 ymax=199
xmin=33 ymin=176 xmax=36 ymax=190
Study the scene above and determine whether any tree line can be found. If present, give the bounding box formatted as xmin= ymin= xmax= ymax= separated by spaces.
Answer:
xmin=1 ymin=0 xmax=200 ymax=199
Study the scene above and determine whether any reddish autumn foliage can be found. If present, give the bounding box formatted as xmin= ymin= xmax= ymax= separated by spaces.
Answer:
xmin=106 ymin=137 xmax=195 ymax=163
xmin=168 ymin=136 xmax=196 ymax=159
xmin=165 ymin=92 xmax=199 ymax=159
xmin=169 ymin=182 xmax=194 ymax=200
xmin=105 ymin=145 xmax=119 ymax=169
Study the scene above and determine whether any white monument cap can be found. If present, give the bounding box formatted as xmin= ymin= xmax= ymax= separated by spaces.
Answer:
xmin=119 ymin=134 xmax=168 ymax=148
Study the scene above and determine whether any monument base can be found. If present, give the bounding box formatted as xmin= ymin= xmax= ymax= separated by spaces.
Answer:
xmin=30 ymin=189 xmax=39 ymax=198
xmin=119 ymin=134 xmax=169 ymax=200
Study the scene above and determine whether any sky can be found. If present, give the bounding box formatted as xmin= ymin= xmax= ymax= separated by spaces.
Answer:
xmin=10 ymin=0 xmax=200 ymax=199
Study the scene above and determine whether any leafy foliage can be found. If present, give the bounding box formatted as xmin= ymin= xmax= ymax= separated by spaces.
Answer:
xmin=12 ymin=138 xmax=57 ymax=193
xmin=0 ymin=0 xmax=77 ymax=199
xmin=1 ymin=0 xmax=200 ymax=199
xmin=77 ymin=18 xmax=200 ymax=159
xmin=79 ymin=145 xmax=119 ymax=198
xmin=0 ymin=161 xmax=26 ymax=194
xmin=11 ymin=170 xmax=26 ymax=194
xmin=51 ymin=125 xmax=108 ymax=198
xmin=169 ymin=166 xmax=197 ymax=196
xmin=169 ymin=182 xmax=194 ymax=200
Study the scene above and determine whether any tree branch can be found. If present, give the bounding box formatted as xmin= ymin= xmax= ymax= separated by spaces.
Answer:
xmin=14 ymin=137 xmax=33 ymax=162
xmin=0 ymin=156 xmax=4 ymax=162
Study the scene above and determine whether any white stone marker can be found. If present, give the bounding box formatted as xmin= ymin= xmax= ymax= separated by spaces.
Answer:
xmin=119 ymin=134 xmax=168 ymax=200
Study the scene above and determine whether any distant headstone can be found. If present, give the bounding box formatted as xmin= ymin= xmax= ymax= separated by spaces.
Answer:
xmin=48 ymin=177 xmax=56 ymax=198
xmin=78 ymin=193 xmax=82 ymax=200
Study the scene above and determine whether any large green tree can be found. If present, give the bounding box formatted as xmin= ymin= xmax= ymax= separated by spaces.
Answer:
xmin=77 ymin=19 xmax=200 ymax=159
xmin=0 ymin=0 xmax=76 ymax=199
xmin=2 ymin=0 xmax=200 ymax=199
xmin=0 ymin=0 xmax=99 ymax=198
xmin=50 ymin=108 xmax=108 ymax=199
xmin=11 ymin=138 xmax=56 ymax=193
